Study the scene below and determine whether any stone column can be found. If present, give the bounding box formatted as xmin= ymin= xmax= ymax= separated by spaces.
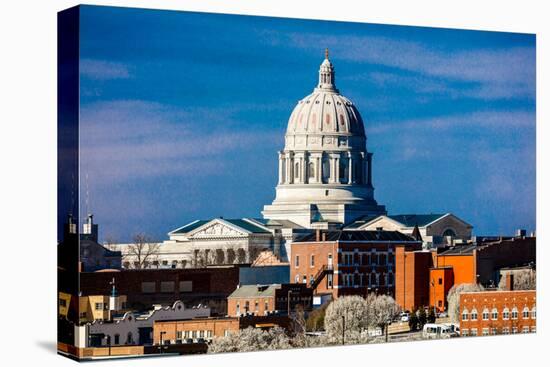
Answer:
xmin=302 ymin=154 xmax=308 ymax=184
xmin=367 ymin=152 xmax=373 ymax=188
xmin=278 ymin=151 xmax=284 ymax=184
xmin=361 ymin=152 xmax=367 ymax=184
xmin=348 ymin=152 xmax=353 ymax=184
xmin=330 ymin=153 xmax=339 ymax=184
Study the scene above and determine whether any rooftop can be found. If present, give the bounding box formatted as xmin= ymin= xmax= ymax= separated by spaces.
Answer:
xmin=295 ymin=230 xmax=416 ymax=242
xmin=228 ymin=284 xmax=280 ymax=298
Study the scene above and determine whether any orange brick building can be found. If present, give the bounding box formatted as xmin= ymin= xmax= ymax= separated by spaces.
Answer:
xmin=395 ymin=237 xmax=536 ymax=312
xmin=459 ymin=282 xmax=536 ymax=337
xmin=291 ymin=230 xmax=421 ymax=300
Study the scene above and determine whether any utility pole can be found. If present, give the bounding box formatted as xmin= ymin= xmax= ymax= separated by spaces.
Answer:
xmin=342 ymin=315 xmax=346 ymax=345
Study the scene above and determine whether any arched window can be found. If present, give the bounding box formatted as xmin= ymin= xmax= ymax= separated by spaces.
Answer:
xmin=523 ymin=307 xmax=530 ymax=319
xmin=531 ymin=307 xmax=536 ymax=319
xmin=339 ymin=157 xmax=348 ymax=183
xmin=492 ymin=308 xmax=498 ymax=320
xmin=322 ymin=156 xmax=330 ymax=183
xmin=462 ymin=308 xmax=469 ymax=321
xmin=295 ymin=274 xmax=300 ymax=283
xmin=127 ymin=332 xmax=133 ymax=345
xmin=511 ymin=307 xmax=518 ymax=319
xmin=388 ymin=272 xmax=394 ymax=286
xmin=443 ymin=229 xmax=456 ymax=237
xmin=236 ymin=302 xmax=240 ymax=315
xmin=482 ymin=308 xmax=489 ymax=320
xmin=354 ymin=161 xmax=362 ymax=184
xmin=245 ymin=301 xmax=250 ymax=313
xmin=471 ymin=308 xmax=478 ymax=321
xmin=502 ymin=307 xmax=510 ymax=320
xmin=308 ymin=162 xmax=315 ymax=181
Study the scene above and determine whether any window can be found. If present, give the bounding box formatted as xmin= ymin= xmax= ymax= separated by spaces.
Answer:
xmin=482 ymin=328 xmax=489 ymax=336
xmin=224 ymin=330 xmax=231 ymax=337
xmin=531 ymin=326 xmax=536 ymax=333
xmin=236 ymin=302 xmax=240 ymax=315
xmin=95 ymin=302 xmax=103 ymax=311
xmin=127 ymin=332 xmax=133 ymax=344
xmin=438 ymin=278 xmax=442 ymax=285
xmin=502 ymin=327 xmax=510 ymax=335
xmin=491 ymin=328 xmax=497 ymax=335
xmin=470 ymin=328 xmax=478 ymax=336
xmin=179 ymin=281 xmax=193 ymax=292
xmin=308 ymin=162 xmax=315 ymax=180
xmin=160 ymin=281 xmax=175 ymax=293
xmin=522 ymin=326 xmax=530 ymax=334
xmin=295 ymin=255 xmax=300 ymax=268
xmin=176 ymin=331 xmax=183 ymax=341
xmin=255 ymin=300 xmax=259 ymax=312
xmin=511 ymin=307 xmax=518 ymax=320
xmin=470 ymin=309 xmax=478 ymax=321
xmin=512 ymin=327 xmax=518 ymax=334
xmin=492 ymin=308 xmax=498 ymax=320
xmin=438 ymin=300 xmax=443 ymax=307
xmin=295 ymin=274 xmax=300 ymax=283
xmin=199 ymin=330 xmax=205 ymax=338
xmin=192 ymin=331 xmax=197 ymax=338
xmin=482 ymin=308 xmax=489 ymax=321
xmin=303 ymin=275 xmax=307 ymax=284
xmin=245 ymin=301 xmax=250 ymax=313
xmin=162 ymin=260 xmax=168 ymax=266
xmin=523 ymin=307 xmax=530 ymax=319
xmin=388 ymin=273 xmax=394 ymax=286
xmin=207 ymin=330 xmax=213 ymax=338
xmin=327 ymin=274 xmax=333 ymax=288
xmin=184 ymin=331 xmax=190 ymax=339
xmin=462 ymin=309 xmax=469 ymax=321
xmin=502 ymin=308 xmax=510 ymax=320
xmin=141 ymin=281 xmax=156 ymax=293
xmin=114 ymin=334 xmax=120 ymax=345
xmin=462 ymin=329 xmax=469 ymax=337
xmin=310 ymin=255 xmax=315 ymax=267
xmin=265 ymin=300 xmax=269 ymax=311
xmin=59 ymin=299 xmax=67 ymax=307
xmin=443 ymin=229 xmax=456 ymax=237
xmin=310 ymin=275 xmax=314 ymax=285
xmin=531 ymin=307 xmax=536 ymax=319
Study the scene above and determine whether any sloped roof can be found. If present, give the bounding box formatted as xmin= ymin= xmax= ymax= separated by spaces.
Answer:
xmin=296 ymin=230 xmax=416 ymax=242
xmin=228 ymin=284 xmax=280 ymax=298
xmin=388 ymin=214 xmax=446 ymax=227
xmin=171 ymin=218 xmax=270 ymax=235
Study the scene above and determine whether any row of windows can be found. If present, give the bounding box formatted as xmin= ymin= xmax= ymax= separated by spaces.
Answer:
xmin=282 ymin=155 xmax=364 ymax=185
xmin=341 ymin=272 xmax=394 ymax=287
xmin=340 ymin=252 xmax=394 ymax=266
xmin=462 ymin=326 xmax=536 ymax=336
xmin=235 ymin=300 xmax=270 ymax=315
xmin=462 ymin=306 xmax=536 ymax=321
xmin=176 ymin=330 xmax=214 ymax=340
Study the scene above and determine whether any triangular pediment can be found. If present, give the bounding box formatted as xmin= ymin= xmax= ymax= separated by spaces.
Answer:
xmin=187 ymin=219 xmax=249 ymax=238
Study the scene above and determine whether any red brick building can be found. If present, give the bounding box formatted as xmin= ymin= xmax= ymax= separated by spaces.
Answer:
xmin=395 ymin=237 xmax=536 ymax=312
xmin=79 ymin=266 xmax=240 ymax=315
xmin=291 ymin=230 xmax=421 ymax=300
xmin=459 ymin=275 xmax=536 ymax=336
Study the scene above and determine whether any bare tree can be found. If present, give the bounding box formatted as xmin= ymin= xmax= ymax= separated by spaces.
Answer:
xmin=291 ymin=304 xmax=307 ymax=347
xmin=447 ymin=283 xmax=484 ymax=323
xmin=126 ymin=233 xmax=160 ymax=269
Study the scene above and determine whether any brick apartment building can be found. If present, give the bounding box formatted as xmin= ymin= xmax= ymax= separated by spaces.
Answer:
xmin=290 ymin=230 xmax=422 ymax=300
xmin=395 ymin=236 xmax=536 ymax=312
xmin=227 ymin=283 xmax=312 ymax=317
xmin=79 ymin=267 xmax=240 ymax=315
xmin=459 ymin=274 xmax=536 ymax=336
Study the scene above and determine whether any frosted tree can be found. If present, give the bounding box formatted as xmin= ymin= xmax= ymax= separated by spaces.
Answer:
xmin=447 ymin=283 xmax=484 ymax=323
xmin=368 ymin=294 xmax=401 ymax=329
xmin=208 ymin=327 xmax=291 ymax=354
xmin=324 ymin=296 xmax=368 ymax=344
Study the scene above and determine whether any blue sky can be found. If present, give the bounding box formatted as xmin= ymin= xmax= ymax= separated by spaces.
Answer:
xmin=78 ymin=5 xmax=536 ymax=242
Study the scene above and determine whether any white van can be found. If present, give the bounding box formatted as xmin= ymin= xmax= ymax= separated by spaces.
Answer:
xmin=422 ymin=323 xmax=459 ymax=338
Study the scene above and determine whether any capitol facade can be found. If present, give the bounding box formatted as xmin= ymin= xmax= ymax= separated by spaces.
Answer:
xmin=114 ymin=51 xmax=470 ymax=268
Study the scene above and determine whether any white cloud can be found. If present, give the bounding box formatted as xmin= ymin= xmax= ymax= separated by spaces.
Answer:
xmin=80 ymin=59 xmax=132 ymax=80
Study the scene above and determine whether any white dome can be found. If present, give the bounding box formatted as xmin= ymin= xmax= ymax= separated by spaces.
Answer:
xmin=262 ymin=50 xmax=386 ymax=228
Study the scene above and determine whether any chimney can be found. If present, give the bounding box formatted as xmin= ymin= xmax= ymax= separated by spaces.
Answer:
xmin=316 ymin=229 xmax=321 ymax=242
xmin=505 ymin=273 xmax=514 ymax=291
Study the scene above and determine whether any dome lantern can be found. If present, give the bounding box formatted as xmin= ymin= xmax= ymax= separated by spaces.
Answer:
xmin=317 ymin=48 xmax=338 ymax=92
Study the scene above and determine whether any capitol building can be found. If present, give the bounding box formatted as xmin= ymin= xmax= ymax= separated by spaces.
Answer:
xmin=115 ymin=51 xmax=471 ymax=269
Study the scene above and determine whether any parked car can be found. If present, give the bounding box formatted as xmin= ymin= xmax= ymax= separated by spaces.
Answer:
xmin=400 ymin=311 xmax=410 ymax=322
xmin=422 ymin=323 xmax=459 ymax=338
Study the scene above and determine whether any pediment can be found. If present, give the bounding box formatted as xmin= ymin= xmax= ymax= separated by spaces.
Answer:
xmin=188 ymin=219 xmax=248 ymax=238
